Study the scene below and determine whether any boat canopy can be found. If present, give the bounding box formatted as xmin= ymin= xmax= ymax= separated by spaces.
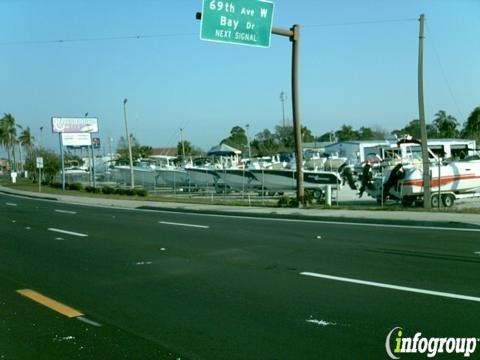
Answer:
xmin=207 ymin=144 xmax=242 ymax=156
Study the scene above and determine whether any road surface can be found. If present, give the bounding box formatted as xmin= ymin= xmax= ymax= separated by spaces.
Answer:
xmin=1 ymin=193 xmax=479 ymax=359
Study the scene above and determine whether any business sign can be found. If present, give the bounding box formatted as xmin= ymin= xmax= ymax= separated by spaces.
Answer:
xmin=92 ymin=137 xmax=101 ymax=149
xmin=52 ymin=117 xmax=99 ymax=133
xmin=200 ymin=0 xmax=274 ymax=48
xmin=36 ymin=157 xmax=44 ymax=169
xmin=61 ymin=133 xmax=92 ymax=147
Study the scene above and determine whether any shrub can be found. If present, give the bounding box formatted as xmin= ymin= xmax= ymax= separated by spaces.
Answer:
xmin=50 ymin=182 xmax=62 ymax=189
xmin=114 ymin=188 xmax=126 ymax=195
xmin=85 ymin=186 xmax=99 ymax=193
xmin=125 ymin=189 xmax=135 ymax=196
xmin=68 ymin=183 xmax=83 ymax=191
xmin=277 ymin=196 xmax=298 ymax=208
xmin=134 ymin=188 xmax=147 ymax=197
xmin=102 ymin=186 xmax=115 ymax=195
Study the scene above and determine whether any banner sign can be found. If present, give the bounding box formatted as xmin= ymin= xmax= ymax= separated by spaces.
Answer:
xmin=52 ymin=117 xmax=99 ymax=133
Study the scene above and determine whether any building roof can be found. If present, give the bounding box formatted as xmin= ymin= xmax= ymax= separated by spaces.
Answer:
xmin=151 ymin=147 xmax=178 ymax=157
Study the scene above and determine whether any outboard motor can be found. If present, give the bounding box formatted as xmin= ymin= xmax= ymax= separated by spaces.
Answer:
xmin=382 ymin=163 xmax=405 ymax=200
xmin=338 ymin=163 xmax=357 ymax=190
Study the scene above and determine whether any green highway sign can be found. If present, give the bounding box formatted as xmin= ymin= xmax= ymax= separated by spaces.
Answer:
xmin=200 ymin=0 xmax=275 ymax=48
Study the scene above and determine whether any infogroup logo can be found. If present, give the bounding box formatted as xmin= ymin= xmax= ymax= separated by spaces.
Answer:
xmin=385 ymin=327 xmax=479 ymax=359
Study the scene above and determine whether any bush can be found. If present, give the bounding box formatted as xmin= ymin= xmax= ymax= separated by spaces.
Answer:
xmin=85 ymin=186 xmax=100 ymax=193
xmin=277 ymin=196 xmax=298 ymax=208
xmin=50 ymin=182 xmax=62 ymax=189
xmin=125 ymin=189 xmax=135 ymax=196
xmin=101 ymin=186 xmax=115 ymax=195
xmin=67 ymin=183 xmax=83 ymax=191
xmin=134 ymin=188 xmax=147 ymax=197
xmin=114 ymin=188 xmax=126 ymax=195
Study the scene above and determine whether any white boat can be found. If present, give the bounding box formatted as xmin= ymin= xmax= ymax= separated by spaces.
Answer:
xmin=214 ymin=168 xmax=261 ymax=191
xmin=250 ymin=168 xmax=342 ymax=196
xmin=365 ymin=140 xmax=480 ymax=206
xmin=185 ymin=166 xmax=220 ymax=188
xmin=113 ymin=164 xmax=156 ymax=189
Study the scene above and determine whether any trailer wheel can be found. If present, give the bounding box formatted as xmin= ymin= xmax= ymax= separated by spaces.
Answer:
xmin=313 ymin=189 xmax=323 ymax=200
xmin=401 ymin=196 xmax=415 ymax=207
xmin=431 ymin=194 xmax=440 ymax=208
xmin=442 ymin=194 xmax=455 ymax=208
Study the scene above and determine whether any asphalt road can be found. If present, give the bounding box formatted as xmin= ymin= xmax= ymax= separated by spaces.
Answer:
xmin=1 ymin=193 xmax=480 ymax=359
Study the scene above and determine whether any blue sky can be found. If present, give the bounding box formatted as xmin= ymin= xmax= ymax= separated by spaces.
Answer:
xmin=1 ymin=0 xmax=479 ymax=154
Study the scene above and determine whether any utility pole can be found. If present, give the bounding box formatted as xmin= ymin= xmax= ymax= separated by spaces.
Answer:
xmin=180 ymin=128 xmax=186 ymax=163
xmin=418 ymin=14 xmax=431 ymax=209
xmin=280 ymin=91 xmax=286 ymax=128
xmin=123 ymin=99 xmax=135 ymax=189
xmin=245 ymin=124 xmax=252 ymax=159
xmin=195 ymin=13 xmax=304 ymax=206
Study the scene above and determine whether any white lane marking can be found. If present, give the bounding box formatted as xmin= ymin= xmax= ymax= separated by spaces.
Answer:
xmin=159 ymin=221 xmax=209 ymax=229
xmin=141 ymin=209 xmax=480 ymax=233
xmin=54 ymin=237 xmax=64 ymax=241
xmin=135 ymin=261 xmax=152 ymax=266
xmin=25 ymin=227 xmax=31 ymax=230
xmin=316 ymin=235 xmax=322 ymax=239
xmin=306 ymin=318 xmax=336 ymax=327
xmin=77 ymin=316 xmax=102 ymax=327
xmin=300 ymin=272 xmax=480 ymax=303
xmin=475 ymin=252 xmax=480 ymax=256
xmin=48 ymin=228 xmax=88 ymax=237
xmin=54 ymin=209 xmax=77 ymax=215
xmin=6 ymin=202 xmax=17 ymax=206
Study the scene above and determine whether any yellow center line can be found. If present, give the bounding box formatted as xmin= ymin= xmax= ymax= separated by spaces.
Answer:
xmin=16 ymin=289 xmax=84 ymax=318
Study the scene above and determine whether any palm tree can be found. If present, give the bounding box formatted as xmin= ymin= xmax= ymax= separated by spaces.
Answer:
xmin=0 ymin=113 xmax=17 ymax=171
xmin=433 ymin=110 xmax=459 ymax=138
xmin=17 ymin=125 xmax=35 ymax=173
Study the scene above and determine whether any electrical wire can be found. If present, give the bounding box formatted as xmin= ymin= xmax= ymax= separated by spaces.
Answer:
xmin=0 ymin=32 xmax=197 ymax=46
xmin=304 ymin=18 xmax=417 ymax=28
xmin=426 ymin=23 xmax=465 ymax=121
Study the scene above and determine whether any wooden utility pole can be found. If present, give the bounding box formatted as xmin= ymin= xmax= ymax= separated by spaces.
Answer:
xmin=418 ymin=14 xmax=431 ymax=209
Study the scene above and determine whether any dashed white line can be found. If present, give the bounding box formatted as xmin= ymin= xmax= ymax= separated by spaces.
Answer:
xmin=48 ymin=228 xmax=88 ymax=237
xmin=54 ymin=209 xmax=77 ymax=215
xmin=77 ymin=316 xmax=102 ymax=327
xmin=300 ymin=272 xmax=480 ymax=303
xmin=158 ymin=221 xmax=209 ymax=229
xmin=5 ymin=203 xmax=17 ymax=206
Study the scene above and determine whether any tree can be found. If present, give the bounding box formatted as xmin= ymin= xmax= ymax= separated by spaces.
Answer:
xmin=358 ymin=126 xmax=387 ymax=140
xmin=220 ymin=126 xmax=248 ymax=151
xmin=335 ymin=125 xmax=359 ymax=141
xmin=0 ymin=113 xmax=17 ymax=170
xmin=316 ymin=131 xmax=336 ymax=142
xmin=24 ymin=148 xmax=60 ymax=182
xmin=391 ymin=119 xmax=437 ymax=139
xmin=18 ymin=125 xmax=35 ymax=153
xmin=177 ymin=140 xmax=192 ymax=157
xmin=274 ymin=124 xmax=315 ymax=150
xmin=252 ymin=129 xmax=280 ymax=156
xmin=433 ymin=110 xmax=459 ymax=138
xmin=462 ymin=106 xmax=480 ymax=144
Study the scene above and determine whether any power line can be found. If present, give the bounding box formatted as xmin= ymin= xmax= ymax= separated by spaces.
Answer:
xmin=304 ymin=18 xmax=417 ymax=28
xmin=426 ymin=23 xmax=465 ymax=121
xmin=0 ymin=32 xmax=197 ymax=46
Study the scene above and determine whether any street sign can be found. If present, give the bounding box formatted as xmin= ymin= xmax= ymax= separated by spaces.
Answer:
xmin=36 ymin=157 xmax=44 ymax=169
xmin=92 ymin=137 xmax=101 ymax=149
xmin=200 ymin=0 xmax=274 ymax=48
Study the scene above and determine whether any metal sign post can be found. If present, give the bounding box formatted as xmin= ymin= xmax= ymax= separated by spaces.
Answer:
xmin=197 ymin=8 xmax=305 ymax=205
xmin=59 ymin=133 xmax=65 ymax=190
xmin=36 ymin=157 xmax=43 ymax=193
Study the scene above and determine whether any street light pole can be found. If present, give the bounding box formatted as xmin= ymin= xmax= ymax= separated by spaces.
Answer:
xmin=245 ymin=124 xmax=252 ymax=159
xmin=123 ymin=99 xmax=135 ymax=189
xmin=180 ymin=128 xmax=186 ymax=163
xmin=280 ymin=91 xmax=286 ymax=128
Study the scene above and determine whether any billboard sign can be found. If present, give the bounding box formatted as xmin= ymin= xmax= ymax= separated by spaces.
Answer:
xmin=52 ymin=117 xmax=99 ymax=133
xmin=61 ymin=133 xmax=92 ymax=147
